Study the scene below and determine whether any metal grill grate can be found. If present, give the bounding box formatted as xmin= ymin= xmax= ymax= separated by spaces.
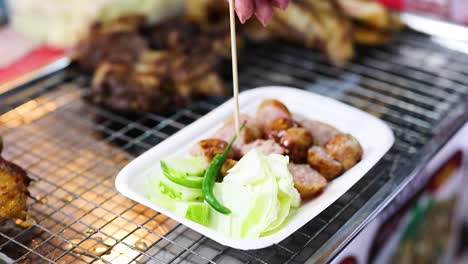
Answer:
xmin=1 ymin=31 xmax=468 ymax=264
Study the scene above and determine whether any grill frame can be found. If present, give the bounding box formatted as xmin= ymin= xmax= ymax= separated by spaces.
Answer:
xmin=1 ymin=30 xmax=468 ymax=264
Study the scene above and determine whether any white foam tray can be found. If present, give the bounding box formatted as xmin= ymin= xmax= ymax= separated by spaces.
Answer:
xmin=115 ymin=87 xmax=394 ymax=250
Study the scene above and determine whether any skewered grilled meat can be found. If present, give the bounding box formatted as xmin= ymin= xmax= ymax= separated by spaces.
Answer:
xmin=307 ymin=146 xmax=344 ymax=180
xmin=0 ymin=156 xmax=30 ymax=222
xmin=193 ymin=99 xmax=363 ymax=202
xmin=300 ymin=120 xmax=341 ymax=147
xmin=213 ymin=114 xmax=262 ymax=158
xmin=325 ymin=134 xmax=363 ymax=170
xmin=288 ymin=163 xmax=327 ymax=199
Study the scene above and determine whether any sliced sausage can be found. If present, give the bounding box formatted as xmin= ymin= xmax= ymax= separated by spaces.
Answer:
xmin=288 ymin=163 xmax=327 ymax=199
xmin=240 ymin=139 xmax=285 ymax=156
xmin=300 ymin=120 xmax=341 ymax=146
xmin=191 ymin=138 xmax=235 ymax=162
xmin=308 ymin=146 xmax=344 ymax=181
xmin=325 ymin=134 xmax=363 ymax=170
xmin=213 ymin=114 xmax=262 ymax=158
xmin=279 ymin=128 xmax=314 ymax=163
xmin=256 ymin=99 xmax=292 ymax=132
xmin=220 ymin=159 xmax=237 ymax=178
xmin=264 ymin=117 xmax=300 ymax=141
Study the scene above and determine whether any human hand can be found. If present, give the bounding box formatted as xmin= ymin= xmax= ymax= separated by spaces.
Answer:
xmin=232 ymin=0 xmax=289 ymax=26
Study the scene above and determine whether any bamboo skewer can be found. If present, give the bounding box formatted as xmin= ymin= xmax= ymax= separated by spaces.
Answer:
xmin=228 ymin=0 xmax=241 ymax=138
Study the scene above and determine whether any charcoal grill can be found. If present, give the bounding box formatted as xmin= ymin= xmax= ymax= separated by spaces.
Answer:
xmin=1 ymin=29 xmax=468 ymax=264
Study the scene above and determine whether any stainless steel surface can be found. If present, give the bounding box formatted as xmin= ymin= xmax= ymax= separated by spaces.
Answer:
xmin=1 ymin=31 xmax=468 ymax=263
xmin=0 ymin=57 xmax=71 ymax=95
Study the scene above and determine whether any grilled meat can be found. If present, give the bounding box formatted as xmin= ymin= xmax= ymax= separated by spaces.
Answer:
xmin=256 ymin=99 xmax=292 ymax=132
xmin=288 ymin=163 xmax=327 ymax=199
xmin=89 ymin=58 xmax=176 ymax=113
xmin=260 ymin=0 xmax=354 ymax=64
xmin=279 ymin=128 xmax=314 ymax=164
xmin=307 ymin=146 xmax=344 ymax=180
xmin=0 ymin=157 xmax=30 ymax=222
xmin=74 ymin=16 xmax=148 ymax=71
xmin=191 ymin=138 xmax=236 ymax=163
xmin=300 ymin=120 xmax=341 ymax=147
xmin=336 ymin=0 xmax=391 ymax=30
xmin=325 ymin=134 xmax=363 ymax=170
xmin=220 ymin=159 xmax=238 ymax=178
xmin=264 ymin=117 xmax=300 ymax=141
xmin=185 ymin=0 xmax=230 ymax=31
xmin=76 ymin=16 xmax=231 ymax=113
xmin=241 ymin=139 xmax=285 ymax=156
xmin=353 ymin=25 xmax=393 ymax=46
xmin=213 ymin=114 xmax=262 ymax=158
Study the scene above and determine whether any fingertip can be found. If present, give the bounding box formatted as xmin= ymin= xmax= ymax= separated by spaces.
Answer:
xmin=235 ymin=0 xmax=255 ymax=23
xmin=255 ymin=11 xmax=273 ymax=27
xmin=254 ymin=0 xmax=274 ymax=26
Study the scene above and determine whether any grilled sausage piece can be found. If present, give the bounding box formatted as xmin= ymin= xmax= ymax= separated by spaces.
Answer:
xmin=300 ymin=120 xmax=341 ymax=146
xmin=240 ymin=139 xmax=285 ymax=156
xmin=264 ymin=117 xmax=301 ymax=141
xmin=220 ymin=159 xmax=237 ymax=178
xmin=213 ymin=114 xmax=262 ymax=159
xmin=279 ymin=128 xmax=314 ymax=163
xmin=325 ymin=134 xmax=363 ymax=170
xmin=288 ymin=163 xmax=327 ymax=199
xmin=256 ymin=99 xmax=292 ymax=131
xmin=191 ymin=138 xmax=235 ymax=162
xmin=308 ymin=146 xmax=344 ymax=181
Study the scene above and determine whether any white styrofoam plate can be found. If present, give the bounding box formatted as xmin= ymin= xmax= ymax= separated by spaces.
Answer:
xmin=115 ymin=87 xmax=395 ymax=250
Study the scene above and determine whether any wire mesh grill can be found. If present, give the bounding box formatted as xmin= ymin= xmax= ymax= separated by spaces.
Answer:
xmin=1 ymin=31 xmax=468 ymax=263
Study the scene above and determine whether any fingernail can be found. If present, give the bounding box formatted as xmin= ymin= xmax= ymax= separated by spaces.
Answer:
xmin=237 ymin=12 xmax=248 ymax=24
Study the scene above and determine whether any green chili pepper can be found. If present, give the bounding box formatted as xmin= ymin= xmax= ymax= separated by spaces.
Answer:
xmin=202 ymin=122 xmax=246 ymax=215
xmin=161 ymin=161 xmax=203 ymax=189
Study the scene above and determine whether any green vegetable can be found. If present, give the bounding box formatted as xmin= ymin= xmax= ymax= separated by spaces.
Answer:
xmin=202 ymin=123 xmax=246 ymax=215
xmin=202 ymin=142 xmax=235 ymax=215
xmin=184 ymin=203 xmax=211 ymax=226
xmin=157 ymin=174 xmax=203 ymax=201
xmin=214 ymin=150 xmax=301 ymax=238
xmin=165 ymin=156 xmax=207 ymax=177
xmin=147 ymin=177 xmax=176 ymax=211
xmin=146 ymin=124 xmax=302 ymax=238
xmin=161 ymin=161 xmax=203 ymax=188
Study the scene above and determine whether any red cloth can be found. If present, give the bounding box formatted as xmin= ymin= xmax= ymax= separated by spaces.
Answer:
xmin=0 ymin=46 xmax=65 ymax=83
xmin=377 ymin=0 xmax=404 ymax=10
